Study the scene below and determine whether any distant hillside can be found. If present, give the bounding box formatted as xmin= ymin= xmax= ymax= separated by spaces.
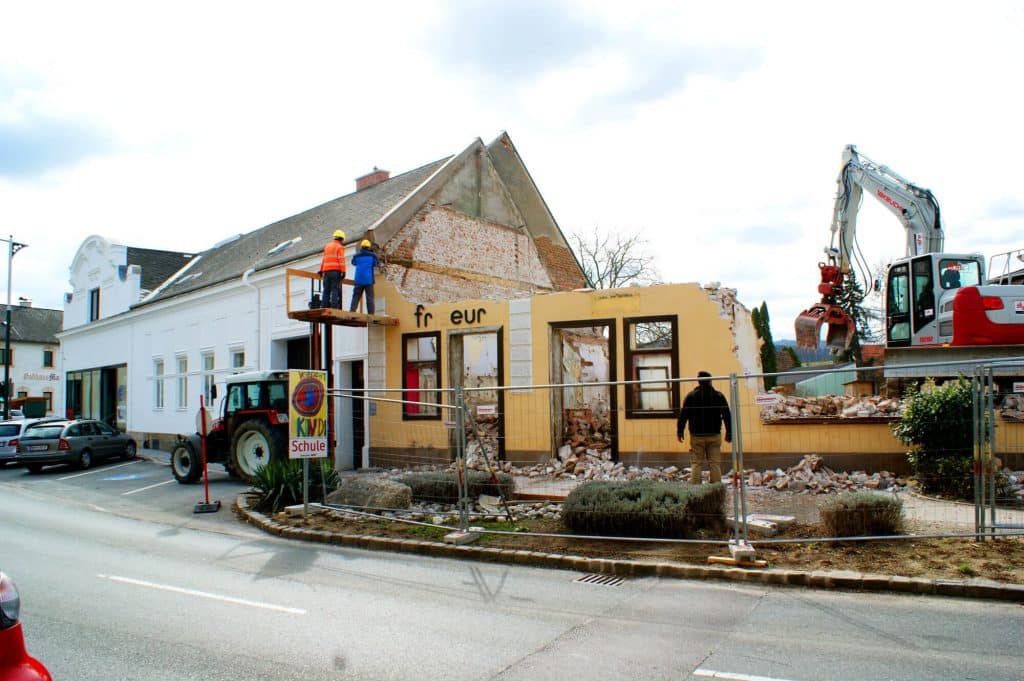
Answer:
xmin=776 ymin=339 xmax=837 ymax=365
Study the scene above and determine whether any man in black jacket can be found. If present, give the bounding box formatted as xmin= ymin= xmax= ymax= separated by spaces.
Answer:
xmin=677 ymin=371 xmax=732 ymax=484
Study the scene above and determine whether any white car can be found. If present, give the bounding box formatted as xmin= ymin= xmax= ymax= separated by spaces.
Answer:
xmin=0 ymin=418 xmax=49 ymax=467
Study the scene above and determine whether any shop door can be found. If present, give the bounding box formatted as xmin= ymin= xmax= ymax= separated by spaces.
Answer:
xmin=449 ymin=330 xmax=504 ymax=461
xmin=550 ymin=322 xmax=617 ymax=461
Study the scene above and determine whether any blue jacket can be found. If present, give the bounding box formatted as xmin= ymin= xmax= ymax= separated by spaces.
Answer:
xmin=351 ymin=248 xmax=379 ymax=286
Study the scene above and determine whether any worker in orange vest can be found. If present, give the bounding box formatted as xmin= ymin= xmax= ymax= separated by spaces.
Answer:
xmin=319 ymin=229 xmax=346 ymax=309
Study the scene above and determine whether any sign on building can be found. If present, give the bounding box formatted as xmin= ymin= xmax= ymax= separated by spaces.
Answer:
xmin=288 ymin=369 xmax=327 ymax=459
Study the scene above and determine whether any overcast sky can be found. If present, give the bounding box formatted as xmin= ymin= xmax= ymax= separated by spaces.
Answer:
xmin=2 ymin=1 xmax=1022 ymax=341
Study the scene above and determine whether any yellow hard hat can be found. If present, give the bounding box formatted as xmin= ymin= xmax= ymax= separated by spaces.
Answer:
xmin=333 ymin=229 xmax=345 ymax=239
xmin=361 ymin=239 xmax=372 ymax=248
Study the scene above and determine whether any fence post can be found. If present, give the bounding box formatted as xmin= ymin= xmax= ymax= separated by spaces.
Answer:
xmin=986 ymin=366 xmax=997 ymax=534
xmin=455 ymin=386 xmax=469 ymax=532
xmin=729 ymin=373 xmax=748 ymax=544
xmin=972 ymin=367 xmax=983 ymax=538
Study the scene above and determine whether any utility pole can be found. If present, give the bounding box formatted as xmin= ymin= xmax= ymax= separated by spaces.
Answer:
xmin=2 ymin=236 xmax=27 ymax=420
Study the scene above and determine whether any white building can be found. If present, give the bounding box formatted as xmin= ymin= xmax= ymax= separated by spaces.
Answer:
xmin=1 ymin=301 xmax=62 ymax=416
xmin=59 ymin=133 xmax=586 ymax=462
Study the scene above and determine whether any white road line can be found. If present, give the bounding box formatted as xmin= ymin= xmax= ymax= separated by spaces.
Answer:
xmin=58 ymin=460 xmax=140 ymax=480
xmin=121 ymin=479 xmax=176 ymax=496
xmin=97 ymin=574 xmax=306 ymax=615
xmin=693 ymin=670 xmax=798 ymax=681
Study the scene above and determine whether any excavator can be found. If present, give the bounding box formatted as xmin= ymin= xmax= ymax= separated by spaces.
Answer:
xmin=795 ymin=145 xmax=1024 ymax=362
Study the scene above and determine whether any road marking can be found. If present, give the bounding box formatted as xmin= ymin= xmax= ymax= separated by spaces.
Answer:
xmin=121 ymin=479 xmax=176 ymax=496
xmin=693 ymin=670 xmax=798 ymax=681
xmin=58 ymin=460 xmax=140 ymax=480
xmin=97 ymin=574 xmax=306 ymax=614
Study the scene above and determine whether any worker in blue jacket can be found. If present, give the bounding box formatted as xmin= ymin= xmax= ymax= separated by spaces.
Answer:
xmin=349 ymin=239 xmax=380 ymax=314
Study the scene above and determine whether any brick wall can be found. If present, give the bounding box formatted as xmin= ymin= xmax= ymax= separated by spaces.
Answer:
xmin=534 ymin=236 xmax=588 ymax=290
xmin=383 ymin=206 xmax=556 ymax=302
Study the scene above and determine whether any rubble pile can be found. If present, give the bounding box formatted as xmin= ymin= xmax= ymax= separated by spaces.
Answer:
xmin=762 ymin=394 xmax=901 ymax=421
xmin=1001 ymin=394 xmax=1024 ymax=422
xmin=735 ymin=454 xmax=907 ymax=494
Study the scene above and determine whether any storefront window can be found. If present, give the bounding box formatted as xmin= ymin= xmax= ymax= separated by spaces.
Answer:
xmin=624 ymin=316 xmax=679 ymax=417
xmin=403 ymin=332 xmax=440 ymax=419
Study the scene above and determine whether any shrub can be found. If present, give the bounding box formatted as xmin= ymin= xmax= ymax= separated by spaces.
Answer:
xmin=891 ymin=378 xmax=979 ymax=499
xmin=561 ymin=480 xmax=726 ymax=538
xmin=819 ymin=492 xmax=903 ymax=537
xmin=397 ymin=470 xmax=514 ymax=504
xmin=250 ymin=457 xmax=337 ymax=512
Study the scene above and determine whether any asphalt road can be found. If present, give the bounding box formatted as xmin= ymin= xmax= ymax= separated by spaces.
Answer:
xmin=1 ymin=453 xmax=1022 ymax=681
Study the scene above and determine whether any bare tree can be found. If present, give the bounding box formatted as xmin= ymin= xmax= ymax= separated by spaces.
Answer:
xmin=569 ymin=228 xmax=660 ymax=289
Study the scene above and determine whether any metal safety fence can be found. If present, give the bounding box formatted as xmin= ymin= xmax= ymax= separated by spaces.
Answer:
xmin=330 ymin=357 xmax=1024 ymax=550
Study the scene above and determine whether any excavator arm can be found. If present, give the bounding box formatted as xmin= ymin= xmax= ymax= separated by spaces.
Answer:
xmin=794 ymin=145 xmax=945 ymax=350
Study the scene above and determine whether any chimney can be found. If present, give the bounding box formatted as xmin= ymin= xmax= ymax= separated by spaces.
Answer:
xmin=356 ymin=166 xmax=390 ymax=191
xmin=17 ymin=297 xmax=31 ymax=308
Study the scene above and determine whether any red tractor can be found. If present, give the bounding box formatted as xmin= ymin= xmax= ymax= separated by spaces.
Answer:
xmin=171 ymin=371 xmax=289 ymax=485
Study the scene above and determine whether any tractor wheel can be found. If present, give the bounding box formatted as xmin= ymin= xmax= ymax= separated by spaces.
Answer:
xmin=171 ymin=440 xmax=203 ymax=484
xmin=229 ymin=421 xmax=284 ymax=484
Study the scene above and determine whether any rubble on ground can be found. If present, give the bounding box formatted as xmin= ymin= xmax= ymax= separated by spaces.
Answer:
xmin=762 ymin=394 xmax=901 ymax=421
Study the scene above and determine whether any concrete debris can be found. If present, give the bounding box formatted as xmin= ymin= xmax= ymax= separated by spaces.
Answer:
xmin=762 ymin=394 xmax=901 ymax=421
xmin=1001 ymin=394 xmax=1024 ymax=422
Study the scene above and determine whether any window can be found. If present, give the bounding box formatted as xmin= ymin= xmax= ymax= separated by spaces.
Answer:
xmin=624 ymin=316 xmax=679 ymax=417
xmin=402 ymin=332 xmax=440 ymax=419
xmin=231 ymin=349 xmax=245 ymax=371
xmin=202 ymin=352 xmax=215 ymax=406
xmin=89 ymin=288 xmax=101 ymax=322
xmin=176 ymin=355 xmax=188 ymax=409
xmin=42 ymin=349 xmax=54 ymax=367
xmin=0 ymin=348 xmax=13 ymax=365
xmin=43 ymin=390 xmax=52 ymax=413
xmin=16 ymin=390 xmax=27 ymax=399
xmin=938 ymin=258 xmax=981 ymax=290
xmin=154 ymin=359 xmax=165 ymax=409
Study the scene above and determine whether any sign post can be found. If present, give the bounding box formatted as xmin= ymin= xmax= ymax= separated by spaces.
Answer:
xmin=289 ymin=369 xmax=328 ymax=516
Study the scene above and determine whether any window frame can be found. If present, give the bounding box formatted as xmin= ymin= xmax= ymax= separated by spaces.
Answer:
xmin=153 ymin=358 xmax=165 ymax=410
xmin=42 ymin=349 xmax=54 ymax=368
xmin=201 ymin=351 xmax=215 ymax=406
xmin=0 ymin=347 xmax=13 ymax=365
xmin=176 ymin=354 xmax=188 ymax=410
xmin=623 ymin=315 xmax=679 ymax=418
xmin=230 ymin=348 xmax=245 ymax=372
xmin=402 ymin=331 xmax=442 ymax=421
xmin=89 ymin=288 xmax=101 ymax=322
xmin=43 ymin=390 xmax=53 ymax=413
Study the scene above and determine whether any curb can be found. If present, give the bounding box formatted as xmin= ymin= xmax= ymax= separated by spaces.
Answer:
xmin=234 ymin=496 xmax=1024 ymax=603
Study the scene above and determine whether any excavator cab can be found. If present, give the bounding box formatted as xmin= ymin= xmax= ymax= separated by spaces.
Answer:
xmin=794 ymin=260 xmax=855 ymax=351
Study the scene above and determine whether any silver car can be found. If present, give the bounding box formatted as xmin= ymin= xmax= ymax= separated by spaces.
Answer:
xmin=15 ymin=419 xmax=137 ymax=473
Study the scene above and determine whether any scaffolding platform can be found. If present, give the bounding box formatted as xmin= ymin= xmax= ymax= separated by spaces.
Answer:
xmin=288 ymin=307 xmax=398 ymax=327
xmin=285 ymin=268 xmax=398 ymax=327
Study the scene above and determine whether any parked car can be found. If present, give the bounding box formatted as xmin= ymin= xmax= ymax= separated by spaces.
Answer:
xmin=0 ymin=419 xmax=47 ymax=468
xmin=0 ymin=571 xmax=52 ymax=680
xmin=15 ymin=419 xmax=137 ymax=473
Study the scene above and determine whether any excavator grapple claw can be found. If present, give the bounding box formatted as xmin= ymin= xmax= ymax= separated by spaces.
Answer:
xmin=794 ymin=303 xmax=855 ymax=351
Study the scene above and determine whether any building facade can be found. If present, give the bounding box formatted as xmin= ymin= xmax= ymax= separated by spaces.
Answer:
xmin=1 ymin=302 xmax=62 ymax=416
xmin=60 ymin=133 xmax=587 ymax=453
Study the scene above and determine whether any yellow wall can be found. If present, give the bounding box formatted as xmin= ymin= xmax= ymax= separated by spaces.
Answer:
xmin=366 ymin=281 xmax=1023 ymax=466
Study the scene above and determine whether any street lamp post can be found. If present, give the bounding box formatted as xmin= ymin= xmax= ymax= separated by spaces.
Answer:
xmin=2 ymin=236 xmax=27 ymax=420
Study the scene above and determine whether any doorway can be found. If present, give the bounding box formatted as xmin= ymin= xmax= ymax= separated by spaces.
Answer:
xmin=449 ymin=329 xmax=504 ymax=461
xmin=550 ymin=321 xmax=617 ymax=461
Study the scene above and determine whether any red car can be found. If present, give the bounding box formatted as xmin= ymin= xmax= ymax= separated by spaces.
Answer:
xmin=0 ymin=572 xmax=51 ymax=681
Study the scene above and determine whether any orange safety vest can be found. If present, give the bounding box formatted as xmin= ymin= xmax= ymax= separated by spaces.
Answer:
xmin=320 ymin=240 xmax=346 ymax=273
